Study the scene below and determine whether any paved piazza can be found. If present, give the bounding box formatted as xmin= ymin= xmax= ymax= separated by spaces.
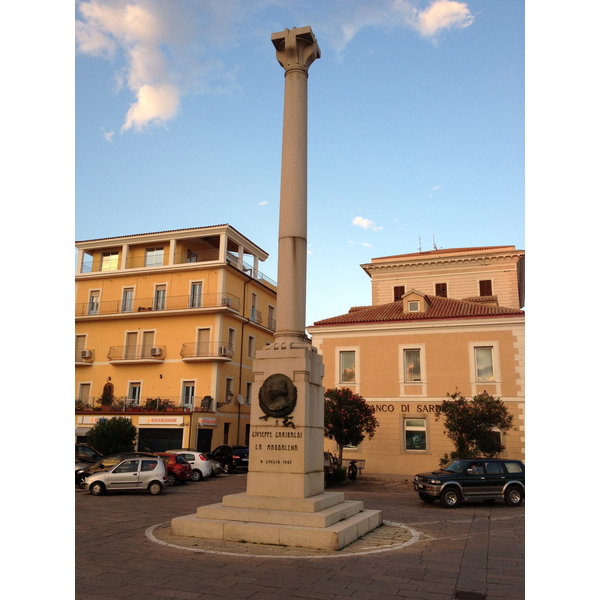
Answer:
xmin=76 ymin=472 xmax=525 ymax=599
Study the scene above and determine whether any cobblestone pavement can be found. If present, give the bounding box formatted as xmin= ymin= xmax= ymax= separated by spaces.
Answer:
xmin=76 ymin=473 xmax=524 ymax=600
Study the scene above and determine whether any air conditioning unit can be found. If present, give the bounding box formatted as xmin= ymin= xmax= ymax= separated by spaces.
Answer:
xmin=218 ymin=346 xmax=231 ymax=357
xmin=150 ymin=347 xmax=162 ymax=357
xmin=221 ymin=297 xmax=231 ymax=306
xmin=80 ymin=350 xmax=92 ymax=359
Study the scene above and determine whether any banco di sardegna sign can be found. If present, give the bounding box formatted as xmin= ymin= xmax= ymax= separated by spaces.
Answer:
xmin=374 ymin=403 xmax=442 ymax=413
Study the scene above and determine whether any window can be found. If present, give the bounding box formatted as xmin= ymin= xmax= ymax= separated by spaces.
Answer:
xmin=190 ymin=282 xmax=202 ymax=308
xmin=182 ymin=381 xmax=195 ymax=408
xmin=114 ymin=460 xmax=138 ymax=474
xmin=250 ymin=293 xmax=259 ymax=322
xmin=145 ymin=247 xmax=164 ymax=267
xmin=186 ymin=249 xmax=198 ymax=263
xmin=141 ymin=330 xmax=155 ymax=358
xmin=225 ymin=378 xmax=234 ymax=402
xmin=88 ymin=290 xmax=100 ymax=315
xmin=195 ymin=328 xmax=210 ymax=356
xmin=141 ymin=460 xmax=158 ymax=471
xmin=340 ymin=351 xmax=355 ymax=383
xmin=408 ymin=300 xmax=420 ymax=312
xmin=248 ymin=336 xmax=255 ymax=359
xmin=404 ymin=419 xmax=427 ymax=450
xmin=153 ymin=285 xmax=166 ymax=310
xmin=268 ymin=305 xmax=276 ymax=330
xmin=223 ymin=423 xmax=230 ymax=445
xmin=78 ymin=383 xmax=91 ymax=402
xmin=475 ymin=346 xmax=494 ymax=381
xmin=393 ymin=286 xmax=405 ymax=302
xmin=101 ymin=251 xmax=119 ymax=271
xmin=228 ymin=328 xmax=236 ymax=352
xmin=75 ymin=335 xmax=86 ymax=359
xmin=479 ymin=280 xmax=493 ymax=296
xmin=125 ymin=331 xmax=138 ymax=358
xmin=435 ymin=283 xmax=448 ymax=297
xmin=121 ymin=288 xmax=134 ymax=312
xmin=245 ymin=382 xmax=252 ymax=405
xmin=128 ymin=382 xmax=141 ymax=405
xmin=404 ymin=349 xmax=422 ymax=382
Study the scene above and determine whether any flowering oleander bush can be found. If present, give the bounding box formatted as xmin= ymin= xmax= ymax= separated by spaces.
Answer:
xmin=437 ymin=390 xmax=515 ymax=466
xmin=324 ymin=388 xmax=379 ymax=469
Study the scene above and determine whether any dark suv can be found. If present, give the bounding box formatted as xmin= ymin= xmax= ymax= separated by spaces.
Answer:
xmin=209 ymin=445 xmax=249 ymax=473
xmin=413 ymin=458 xmax=525 ymax=508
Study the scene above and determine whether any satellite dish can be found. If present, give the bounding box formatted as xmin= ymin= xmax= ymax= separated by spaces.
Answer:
xmin=237 ymin=394 xmax=244 ymax=405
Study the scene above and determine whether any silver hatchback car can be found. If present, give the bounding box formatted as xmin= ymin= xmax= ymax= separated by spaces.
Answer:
xmin=84 ymin=457 xmax=168 ymax=495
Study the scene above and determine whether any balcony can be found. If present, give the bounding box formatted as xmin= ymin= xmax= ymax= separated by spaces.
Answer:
xmin=76 ymin=292 xmax=241 ymax=317
xmin=107 ymin=345 xmax=167 ymax=364
xmin=75 ymin=396 xmax=216 ymax=413
xmin=180 ymin=341 xmax=234 ymax=362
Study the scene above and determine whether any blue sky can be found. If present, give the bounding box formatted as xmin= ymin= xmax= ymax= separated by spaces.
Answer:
xmin=73 ymin=0 xmax=524 ymax=326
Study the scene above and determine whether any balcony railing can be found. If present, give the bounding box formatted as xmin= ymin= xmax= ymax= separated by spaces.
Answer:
xmin=107 ymin=345 xmax=167 ymax=361
xmin=180 ymin=341 xmax=234 ymax=360
xmin=75 ymin=396 xmax=215 ymax=412
xmin=76 ymin=292 xmax=241 ymax=317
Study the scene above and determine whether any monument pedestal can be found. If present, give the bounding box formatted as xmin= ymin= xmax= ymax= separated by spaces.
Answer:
xmin=170 ymin=344 xmax=383 ymax=551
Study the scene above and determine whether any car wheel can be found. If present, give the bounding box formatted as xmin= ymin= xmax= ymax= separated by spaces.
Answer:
xmin=148 ymin=482 xmax=162 ymax=495
xmin=191 ymin=470 xmax=202 ymax=482
xmin=89 ymin=482 xmax=105 ymax=496
xmin=77 ymin=475 xmax=88 ymax=490
xmin=504 ymin=485 xmax=523 ymax=507
xmin=166 ymin=473 xmax=177 ymax=486
xmin=418 ymin=492 xmax=436 ymax=503
xmin=440 ymin=486 xmax=461 ymax=508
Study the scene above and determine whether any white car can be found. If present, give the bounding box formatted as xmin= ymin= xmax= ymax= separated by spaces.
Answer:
xmin=169 ymin=449 xmax=220 ymax=481
xmin=84 ymin=457 xmax=168 ymax=495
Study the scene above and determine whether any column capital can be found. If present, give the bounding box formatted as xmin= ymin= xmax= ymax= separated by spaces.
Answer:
xmin=271 ymin=26 xmax=321 ymax=74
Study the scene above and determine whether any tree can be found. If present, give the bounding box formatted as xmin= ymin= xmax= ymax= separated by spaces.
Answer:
xmin=437 ymin=390 xmax=515 ymax=464
xmin=86 ymin=416 xmax=137 ymax=455
xmin=324 ymin=388 xmax=379 ymax=469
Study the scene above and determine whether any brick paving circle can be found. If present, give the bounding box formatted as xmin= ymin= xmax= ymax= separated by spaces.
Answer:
xmin=147 ymin=519 xmax=420 ymax=558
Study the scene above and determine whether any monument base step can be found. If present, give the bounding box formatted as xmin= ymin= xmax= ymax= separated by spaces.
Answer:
xmin=171 ymin=508 xmax=383 ymax=551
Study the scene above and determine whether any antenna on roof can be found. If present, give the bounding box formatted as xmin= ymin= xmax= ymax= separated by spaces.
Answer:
xmin=433 ymin=235 xmax=438 ymax=250
xmin=418 ymin=235 xmax=422 ymax=252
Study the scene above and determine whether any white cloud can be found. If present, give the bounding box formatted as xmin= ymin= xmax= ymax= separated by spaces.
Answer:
xmin=412 ymin=1 xmax=474 ymax=38
xmin=103 ymin=130 xmax=115 ymax=142
xmin=259 ymin=201 xmax=269 ymax=206
xmin=76 ymin=0 xmax=474 ymax=131
xmin=352 ymin=216 xmax=383 ymax=231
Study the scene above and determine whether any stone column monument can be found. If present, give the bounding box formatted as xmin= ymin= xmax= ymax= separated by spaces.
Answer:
xmin=171 ymin=27 xmax=382 ymax=551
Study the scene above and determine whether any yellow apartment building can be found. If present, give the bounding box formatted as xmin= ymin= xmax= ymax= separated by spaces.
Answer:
xmin=74 ymin=225 xmax=277 ymax=452
xmin=307 ymin=246 xmax=525 ymax=477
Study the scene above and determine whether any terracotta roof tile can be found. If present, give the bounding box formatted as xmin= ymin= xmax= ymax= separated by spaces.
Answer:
xmin=312 ymin=295 xmax=523 ymax=327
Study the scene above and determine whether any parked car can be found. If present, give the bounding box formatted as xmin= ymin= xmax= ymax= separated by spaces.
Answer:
xmin=84 ymin=457 xmax=167 ymax=495
xmin=76 ymin=443 xmax=103 ymax=464
xmin=76 ymin=452 xmax=155 ymax=488
xmin=413 ymin=458 xmax=525 ymax=508
xmin=169 ymin=449 xmax=220 ymax=481
xmin=154 ymin=452 xmax=192 ymax=486
xmin=208 ymin=445 xmax=249 ymax=474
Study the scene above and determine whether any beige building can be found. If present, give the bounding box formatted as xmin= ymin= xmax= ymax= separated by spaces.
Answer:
xmin=74 ymin=225 xmax=277 ymax=452
xmin=307 ymin=246 xmax=525 ymax=476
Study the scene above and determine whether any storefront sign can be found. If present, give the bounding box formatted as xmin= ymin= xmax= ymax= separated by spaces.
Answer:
xmin=139 ymin=416 xmax=183 ymax=425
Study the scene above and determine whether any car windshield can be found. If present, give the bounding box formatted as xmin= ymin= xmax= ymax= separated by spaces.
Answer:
xmin=442 ymin=460 xmax=469 ymax=473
